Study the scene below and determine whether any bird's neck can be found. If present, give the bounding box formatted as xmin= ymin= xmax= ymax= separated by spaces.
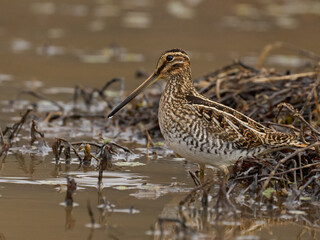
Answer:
xmin=163 ymin=67 xmax=195 ymax=99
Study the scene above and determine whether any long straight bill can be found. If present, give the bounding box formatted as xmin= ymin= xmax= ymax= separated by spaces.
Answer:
xmin=107 ymin=73 xmax=158 ymax=118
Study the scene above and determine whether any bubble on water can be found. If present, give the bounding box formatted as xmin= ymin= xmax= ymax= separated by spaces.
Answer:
xmin=47 ymin=28 xmax=65 ymax=39
xmin=266 ymin=55 xmax=308 ymax=67
xmin=11 ymin=39 xmax=31 ymax=52
xmin=24 ymin=80 xmax=43 ymax=89
xmin=122 ymin=12 xmax=151 ymax=28
xmin=235 ymin=3 xmax=260 ymax=18
xmin=112 ymin=207 xmax=140 ymax=214
xmin=94 ymin=5 xmax=119 ymax=17
xmin=0 ymin=74 xmax=13 ymax=83
xmin=60 ymin=4 xmax=88 ymax=17
xmin=167 ymin=1 xmax=194 ymax=19
xmin=36 ymin=45 xmax=66 ymax=56
xmin=89 ymin=20 xmax=106 ymax=32
xmin=36 ymin=100 xmax=62 ymax=112
xmin=30 ymin=2 xmax=56 ymax=15
xmin=85 ymin=223 xmax=102 ymax=229
xmin=59 ymin=202 xmax=79 ymax=207
xmin=79 ymin=54 xmax=111 ymax=63
xmin=275 ymin=16 xmax=299 ymax=29
xmin=235 ymin=236 xmax=260 ymax=240
xmin=42 ymin=87 xmax=75 ymax=95
xmin=10 ymin=144 xmax=51 ymax=156
xmin=114 ymin=161 xmax=145 ymax=167
xmin=172 ymin=157 xmax=186 ymax=161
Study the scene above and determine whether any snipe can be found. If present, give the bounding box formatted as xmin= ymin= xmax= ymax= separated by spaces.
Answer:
xmin=108 ymin=49 xmax=300 ymax=173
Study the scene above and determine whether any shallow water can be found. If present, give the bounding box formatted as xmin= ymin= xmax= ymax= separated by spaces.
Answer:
xmin=1 ymin=0 xmax=320 ymax=239
xmin=0 ymin=152 xmax=196 ymax=239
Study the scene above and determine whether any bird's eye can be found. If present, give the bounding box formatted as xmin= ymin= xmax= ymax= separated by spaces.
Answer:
xmin=166 ymin=55 xmax=174 ymax=62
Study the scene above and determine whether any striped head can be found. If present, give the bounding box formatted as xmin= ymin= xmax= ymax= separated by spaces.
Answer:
xmin=155 ymin=49 xmax=191 ymax=80
xmin=107 ymin=48 xmax=191 ymax=118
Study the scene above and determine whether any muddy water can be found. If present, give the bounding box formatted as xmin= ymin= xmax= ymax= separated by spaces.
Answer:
xmin=1 ymin=0 xmax=320 ymax=239
xmin=0 ymin=153 xmax=195 ymax=239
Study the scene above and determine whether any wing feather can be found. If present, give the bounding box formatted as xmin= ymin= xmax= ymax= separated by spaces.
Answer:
xmin=186 ymin=94 xmax=296 ymax=149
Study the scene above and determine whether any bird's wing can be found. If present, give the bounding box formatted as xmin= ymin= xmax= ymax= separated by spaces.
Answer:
xmin=185 ymin=95 xmax=296 ymax=149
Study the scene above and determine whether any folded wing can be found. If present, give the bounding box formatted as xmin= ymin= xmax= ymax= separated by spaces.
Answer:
xmin=186 ymin=94 xmax=297 ymax=149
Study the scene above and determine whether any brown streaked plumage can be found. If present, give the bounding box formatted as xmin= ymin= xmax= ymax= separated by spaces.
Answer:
xmin=108 ymin=49 xmax=300 ymax=172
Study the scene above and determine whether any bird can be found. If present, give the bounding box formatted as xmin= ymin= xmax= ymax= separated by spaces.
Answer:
xmin=108 ymin=48 xmax=300 ymax=177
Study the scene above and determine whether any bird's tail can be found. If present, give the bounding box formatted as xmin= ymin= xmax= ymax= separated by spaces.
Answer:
xmin=289 ymin=140 xmax=311 ymax=149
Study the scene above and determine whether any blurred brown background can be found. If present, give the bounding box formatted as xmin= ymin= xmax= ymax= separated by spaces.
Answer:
xmin=0 ymin=0 xmax=319 ymax=90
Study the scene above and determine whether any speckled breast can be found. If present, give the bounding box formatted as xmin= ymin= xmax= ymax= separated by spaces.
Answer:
xmin=158 ymin=95 xmax=263 ymax=169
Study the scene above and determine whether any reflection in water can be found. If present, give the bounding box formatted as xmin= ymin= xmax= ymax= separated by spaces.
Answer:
xmin=65 ymin=205 xmax=75 ymax=230
xmin=0 ymin=170 xmax=146 ymax=190
xmin=85 ymin=200 xmax=101 ymax=229
xmin=0 ymin=154 xmax=6 ymax=172
xmin=97 ymin=191 xmax=110 ymax=228
xmin=150 ymin=177 xmax=320 ymax=240
xmin=15 ymin=153 xmax=44 ymax=177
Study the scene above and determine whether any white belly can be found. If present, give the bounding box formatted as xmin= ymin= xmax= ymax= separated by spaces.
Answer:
xmin=166 ymin=136 xmax=246 ymax=170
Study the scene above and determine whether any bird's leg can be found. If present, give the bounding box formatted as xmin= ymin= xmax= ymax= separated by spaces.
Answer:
xmin=219 ymin=165 xmax=231 ymax=187
xmin=188 ymin=171 xmax=201 ymax=186
xmin=221 ymin=165 xmax=237 ymax=193
xmin=199 ymin=163 xmax=205 ymax=184
xmin=221 ymin=165 xmax=229 ymax=178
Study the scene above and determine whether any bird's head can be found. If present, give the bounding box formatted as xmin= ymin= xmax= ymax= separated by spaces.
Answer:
xmin=154 ymin=48 xmax=190 ymax=80
xmin=107 ymin=49 xmax=190 ymax=118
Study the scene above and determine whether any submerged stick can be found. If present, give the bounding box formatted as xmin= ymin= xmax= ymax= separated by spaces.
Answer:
xmin=15 ymin=90 xmax=64 ymax=111
xmin=87 ymin=200 xmax=95 ymax=226
xmin=65 ymin=176 xmax=77 ymax=206
xmin=6 ymin=108 xmax=32 ymax=143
